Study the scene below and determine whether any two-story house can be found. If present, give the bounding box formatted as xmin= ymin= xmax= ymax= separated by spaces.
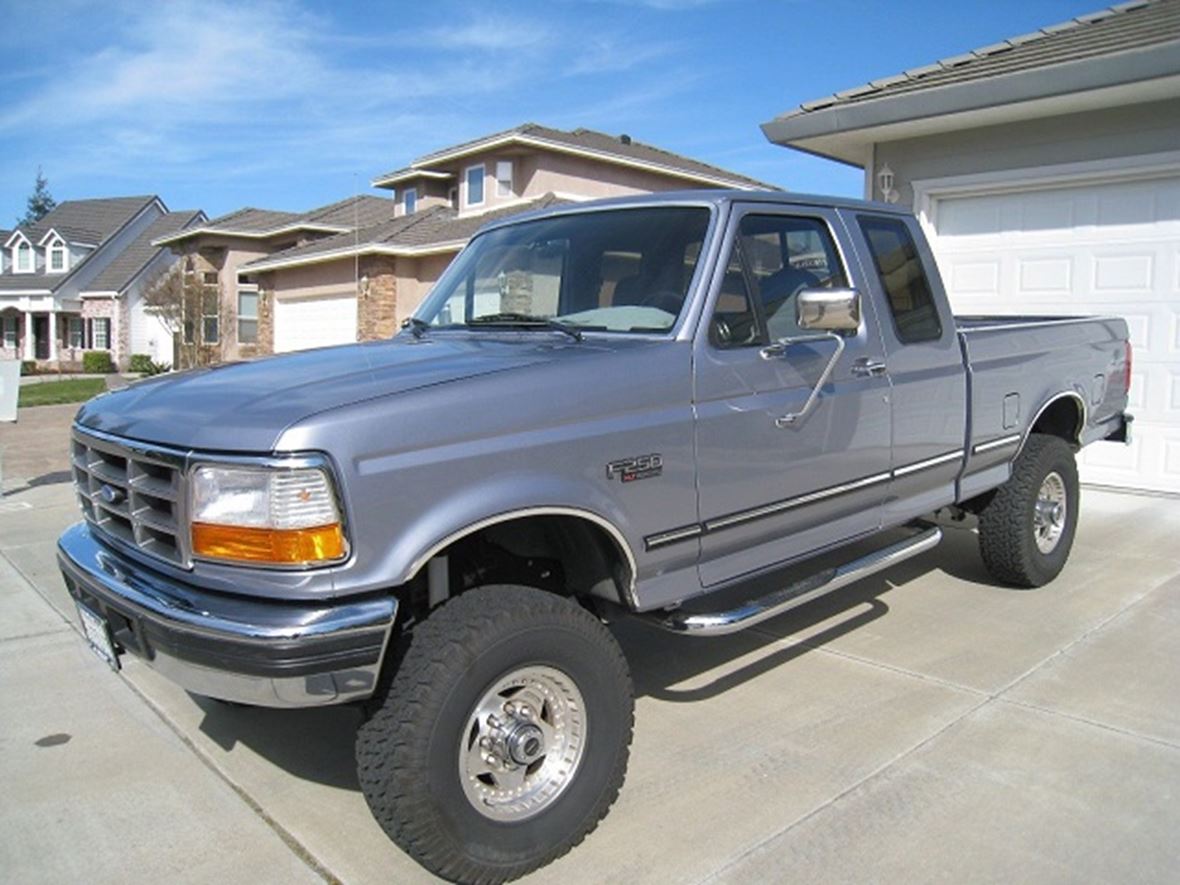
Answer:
xmin=151 ymin=196 xmax=402 ymax=363
xmin=238 ymin=124 xmax=774 ymax=353
xmin=0 ymin=197 xmax=202 ymax=369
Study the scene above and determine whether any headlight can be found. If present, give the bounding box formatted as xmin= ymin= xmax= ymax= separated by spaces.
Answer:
xmin=190 ymin=464 xmax=347 ymax=566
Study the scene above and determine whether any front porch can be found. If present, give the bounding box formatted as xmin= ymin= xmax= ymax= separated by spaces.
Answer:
xmin=0 ymin=308 xmax=105 ymax=368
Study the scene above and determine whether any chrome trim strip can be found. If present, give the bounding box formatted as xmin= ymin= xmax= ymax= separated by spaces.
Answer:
xmin=642 ymin=526 xmax=942 ymax=635
xmin=1019 ymin=392 xmax=1087 ymax=454
xmin=892 ymin=449 xmax=964 ymax=477
xmin=704 ymin=471 xmax=892 ymax=533
xmin=958 ymin=316 xmax=1122 ymax=334
xmin=408 ymin=507 xmax=640 ymax=609
xmin=644 ymin=524 xmax=704 ymax=551
xmin=972 ymin=434 xmax=1021 ymax=455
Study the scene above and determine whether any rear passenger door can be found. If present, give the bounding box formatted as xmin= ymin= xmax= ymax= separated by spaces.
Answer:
xmin=691 ymin=206 xmax=893 ymax=587
xmin=845 ymin=213 xmax=967 ymax=522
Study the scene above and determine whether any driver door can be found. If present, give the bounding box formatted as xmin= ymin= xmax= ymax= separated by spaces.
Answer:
xmin=693 ymin=206 xmax=893 ymax=587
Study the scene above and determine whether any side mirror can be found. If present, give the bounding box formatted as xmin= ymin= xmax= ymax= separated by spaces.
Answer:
xmin=796 ymin=287 xmax=860 ymax=332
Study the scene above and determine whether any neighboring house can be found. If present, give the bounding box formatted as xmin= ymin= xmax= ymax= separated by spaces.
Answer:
xmin=152 ymin=196 xmax=402 ymax=363
xmin=0 ymin=196 xmax=200 ymax=369
xmin=239 ymin=123 xmax=774 ymax=353
xmin=761 ymin=0 xmax=1180 ymax=494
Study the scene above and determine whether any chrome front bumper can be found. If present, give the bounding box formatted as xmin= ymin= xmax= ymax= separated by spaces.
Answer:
xmin=57 ymin=522 xmax=397 ymax=708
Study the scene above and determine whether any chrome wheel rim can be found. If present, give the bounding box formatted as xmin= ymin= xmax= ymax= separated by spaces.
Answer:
xmin=459 ymin=665 xmax=586 ymax=821
xmin=1034 ymin=471 xmax=1068 ymax=554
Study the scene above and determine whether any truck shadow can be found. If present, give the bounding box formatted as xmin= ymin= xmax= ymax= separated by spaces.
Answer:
xmin=189 ymin=526 xmax=996 ymax=791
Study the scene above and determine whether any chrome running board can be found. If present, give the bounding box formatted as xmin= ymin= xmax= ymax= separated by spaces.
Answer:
xmin=642 ymin=526 xmax=942 ymax=636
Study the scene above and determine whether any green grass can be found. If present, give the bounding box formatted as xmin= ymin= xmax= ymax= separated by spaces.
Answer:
xmin=18 ymin=378 xmax=107 ymax=408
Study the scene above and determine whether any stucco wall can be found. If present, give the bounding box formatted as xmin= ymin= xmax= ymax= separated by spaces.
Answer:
xmin=518 ymin=152 xmax=689 ymax=201
xmin=873 ymin=98 xmax=1180 ymax=207
xmin=395 ymin=252 xmax=456 ymax=323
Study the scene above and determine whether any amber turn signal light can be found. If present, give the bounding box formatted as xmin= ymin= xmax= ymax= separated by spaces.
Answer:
xmin=192 ymin=522 xmax=346 ymax=565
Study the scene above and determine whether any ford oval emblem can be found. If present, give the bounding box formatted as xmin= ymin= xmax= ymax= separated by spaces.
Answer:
xmin=99 ymin=484 xmax=125 ymax=505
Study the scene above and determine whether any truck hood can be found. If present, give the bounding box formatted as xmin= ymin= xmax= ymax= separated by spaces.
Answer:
xmin=75 ymin=336 xmax=587 ymax=451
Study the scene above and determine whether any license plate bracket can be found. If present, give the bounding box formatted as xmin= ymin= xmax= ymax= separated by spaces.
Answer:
xmin=77 ymin=602 xmax=120 ymax=671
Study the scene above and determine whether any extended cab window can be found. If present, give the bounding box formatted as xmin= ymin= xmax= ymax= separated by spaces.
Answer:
xmin=858 ymin=216 xmax=942 ymax=344
xmin=710 ymin=214 xmax=848 ymax=348
xmin=419 ymin=206 xmax=710 ymax=334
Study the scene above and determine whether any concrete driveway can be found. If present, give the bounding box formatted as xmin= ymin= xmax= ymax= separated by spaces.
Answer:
xmin=2 ymin=405 xmax=1178 ymax=883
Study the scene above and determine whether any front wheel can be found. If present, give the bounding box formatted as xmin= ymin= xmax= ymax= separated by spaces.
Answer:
xmin=356 ymin=585 xmax=633 ymax=883
xmin=978 ymin=433 xmax=1080 ymax=587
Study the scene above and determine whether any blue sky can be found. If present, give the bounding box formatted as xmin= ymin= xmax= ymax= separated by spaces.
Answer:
xmin=0 ymin=0 xmax=1106 ymax=223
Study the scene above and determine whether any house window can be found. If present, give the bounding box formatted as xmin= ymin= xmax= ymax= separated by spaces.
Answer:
xmin=238 ymin=288 xmax=258 ymax=344
xmin=202 ymin=292 xmax=219 ymax=344
xmin=403 ymin=187 xmax=417 ymax=215
xmin=184 ymin=321 xmax=194 ymax=345
xmin=465 ymin=164 xmax=485 ymax=207
xmin=48 ymin=238 xmax=68 ymax=273
xmin=68 ymin=316 xmax=83 ymax=348
xmin=15 ymin=241 xmax=33 ymax=272
xmin=92 ymin=318 xmax=110 ymax=350
xmin=2 ymin=316 xmax=17 ymax=349
xmin=495 ymin=161 xmax=513 ymax=198
xmin=203 ymin=271 xmax=219 ymax=286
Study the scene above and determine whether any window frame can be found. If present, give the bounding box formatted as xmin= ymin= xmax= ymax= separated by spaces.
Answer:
xmin=464 ymin=164 xmax=486 ymax=208
xmin=855 ymin=214 xmax=943 ymax=346
xmin=14 ymin=239 xmax=34 ymax=273
xmin=237 ymin=286 xmax=259 ymax=345
xmin=495 ymin=160 xmax=513 ymax=198
xmin=68 ymin=316 xmax=83 ymax=348
xmin=92 ymin=317 xmax=110 ymax=350
xmin=47 ymin=236 xmax=68 ymax=273
xmin=2 ymin=315 xmax=17 ymax=349
xmin=403 ymin=187 xmax=417 ymax=215
xmin=201 ymin=291 xmax=220 ymax=345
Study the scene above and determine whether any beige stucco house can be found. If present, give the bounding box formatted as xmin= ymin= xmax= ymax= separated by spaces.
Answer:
xmin=238 ymin=124 xmax=774 ymax=353
xmin=762 ymin=0 xmax=1180 ymax=494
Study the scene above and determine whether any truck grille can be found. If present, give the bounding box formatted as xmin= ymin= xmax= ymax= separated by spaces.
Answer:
xmin=71 ymin=428 xmax=190 ymax=568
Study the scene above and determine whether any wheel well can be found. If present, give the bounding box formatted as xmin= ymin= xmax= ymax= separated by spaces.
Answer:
xmin=401 ymin=515 xmax=634 ymax=620
xmin=1028 ymin=395 xmax=1084 ymax=449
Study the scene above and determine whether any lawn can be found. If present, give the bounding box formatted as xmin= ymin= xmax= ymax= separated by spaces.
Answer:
xmin=18 ymin=378 xmax=108 ymax=408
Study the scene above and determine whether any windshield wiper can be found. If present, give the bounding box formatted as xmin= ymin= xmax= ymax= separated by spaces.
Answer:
xmin=467 ymin=313 xmax=584 ymax=342
xmin=401 ymin=316 xmax=430 ymax=339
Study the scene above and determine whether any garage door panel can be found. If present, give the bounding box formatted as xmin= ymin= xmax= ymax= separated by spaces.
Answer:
xmin=274 ymin=294 xmax=357 ymax=354
xmin=931 ymin=170 xmax=1180 ymax=493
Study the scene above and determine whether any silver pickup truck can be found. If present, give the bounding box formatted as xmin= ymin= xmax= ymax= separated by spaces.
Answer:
xmin=58 ymin=191 xmax=1131 ymax=883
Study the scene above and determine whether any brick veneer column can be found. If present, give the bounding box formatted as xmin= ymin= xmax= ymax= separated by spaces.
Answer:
xmin=357 ymin=256 xmax=397 ymax=341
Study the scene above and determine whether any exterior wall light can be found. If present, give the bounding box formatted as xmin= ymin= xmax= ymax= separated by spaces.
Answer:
xmin=877 ymin=164 xmax=900 ymax=204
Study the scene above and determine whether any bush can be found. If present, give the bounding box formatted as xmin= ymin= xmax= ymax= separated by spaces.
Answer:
xmin=20 ymin=360 xmax=37 ymax=376
xmin=82 ymin=350 xmax=114 ymax=374
xmin=129 ymin=353 xmax=154 ymax=373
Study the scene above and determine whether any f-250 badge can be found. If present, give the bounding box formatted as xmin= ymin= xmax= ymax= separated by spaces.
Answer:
xmin=606 ymin=454 xmax=663 ymax=483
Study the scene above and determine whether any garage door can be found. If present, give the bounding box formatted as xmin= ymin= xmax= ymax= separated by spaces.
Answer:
xmin=273 ymin=293 xmax=357 ymax=353
xmin=928 ymin=172 xmax=1180 ymax=493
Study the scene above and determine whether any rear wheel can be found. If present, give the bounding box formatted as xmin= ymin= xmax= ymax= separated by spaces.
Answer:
xmin=356 ymin=585 xmax=633 ymax=884
xmin=978 ymin=433 xmax=1080 ymax=587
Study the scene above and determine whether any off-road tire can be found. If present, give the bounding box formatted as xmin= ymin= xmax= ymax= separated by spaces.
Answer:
xmin=978 ymin=433 xmax=1079 ymax=587
xmin=356 ymin=585 xmax=633 ymax=884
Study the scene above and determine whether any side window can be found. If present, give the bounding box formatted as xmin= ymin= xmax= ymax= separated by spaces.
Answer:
xmin=857 ymin=216 xmax=942 ymax=344
xmin=709 ymin=214 xmax=849 ymax=348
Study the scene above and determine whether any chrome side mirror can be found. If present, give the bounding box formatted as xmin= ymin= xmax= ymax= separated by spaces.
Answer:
xmin=797 ymin=287 xmax=860 ymax=332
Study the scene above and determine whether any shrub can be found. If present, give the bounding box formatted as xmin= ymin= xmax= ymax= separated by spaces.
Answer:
xmin=129 ymin=353 xmax=154 ymax=374
xmin=20 ymin=360 xmax=37 ymax=376
xmin=82 ymin=350 xmax=114 ymax=374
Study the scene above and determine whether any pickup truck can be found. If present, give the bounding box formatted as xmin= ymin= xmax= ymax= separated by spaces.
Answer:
xmin=58 ymin=190 xmax=1131 ymax=883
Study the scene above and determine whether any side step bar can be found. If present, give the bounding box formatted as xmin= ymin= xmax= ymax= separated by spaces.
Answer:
xmin=641 ymin=526 xmax=942 ymax=636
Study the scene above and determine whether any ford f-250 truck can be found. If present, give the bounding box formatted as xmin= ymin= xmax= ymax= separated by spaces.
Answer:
xmin=58 ymin=191 xmax=1131 ymax=883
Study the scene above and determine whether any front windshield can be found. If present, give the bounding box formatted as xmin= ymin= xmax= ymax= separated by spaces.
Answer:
xmin=415 ymin=206 xmax=712 ymax=334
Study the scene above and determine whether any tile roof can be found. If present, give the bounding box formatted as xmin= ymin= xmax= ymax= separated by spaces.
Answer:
xmin=83 ymin=210 xmax=204 ymax=293
xmin=196 ymin=206 xmax=303 ymax=233
xmin=157 ymin=195 xmax=400 ymax=244
xmin=24 ymin=196 xmax=159 ymax=246
xmin=1 ymin=196 xmax=162 ymax=292
xmin=772 ymin=0 xmax=1177 ymax=121
xmin=374 ymin=123 xmax=775 ymax=189
xmin=241 ymin=194 xmax=572 ymax=272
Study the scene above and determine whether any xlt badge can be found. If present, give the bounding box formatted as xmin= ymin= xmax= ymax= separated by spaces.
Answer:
xmin=606 ymin=454 xmax=663 ymax=483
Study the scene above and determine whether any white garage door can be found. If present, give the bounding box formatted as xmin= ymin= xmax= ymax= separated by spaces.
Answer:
xmin=928 ymin=172 xmax=1180 ymax=493
xmin=273 ymin=293 xmax=357 ymax=353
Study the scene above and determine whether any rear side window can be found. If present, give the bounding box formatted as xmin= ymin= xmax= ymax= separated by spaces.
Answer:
xmin=857 ymin=216 xmax=942 ymax=344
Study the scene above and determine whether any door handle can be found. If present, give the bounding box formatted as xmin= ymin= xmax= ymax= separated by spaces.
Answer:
xmin=851 ymin=358 xmax=887 ymax=378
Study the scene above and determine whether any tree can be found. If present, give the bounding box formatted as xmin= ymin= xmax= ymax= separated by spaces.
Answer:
xmin=143 ymin=261 xmax=220 ymax=369
xmin=17 ymin=166 xmax=57 ymax=227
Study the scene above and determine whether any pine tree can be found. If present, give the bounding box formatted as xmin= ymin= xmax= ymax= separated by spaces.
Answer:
xmin=17 ymin=167 xmax=57 ymax=227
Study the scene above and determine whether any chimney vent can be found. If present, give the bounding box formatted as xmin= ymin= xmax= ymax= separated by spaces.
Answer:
xmin=619 ymin=134 xmax=632 ymax=145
